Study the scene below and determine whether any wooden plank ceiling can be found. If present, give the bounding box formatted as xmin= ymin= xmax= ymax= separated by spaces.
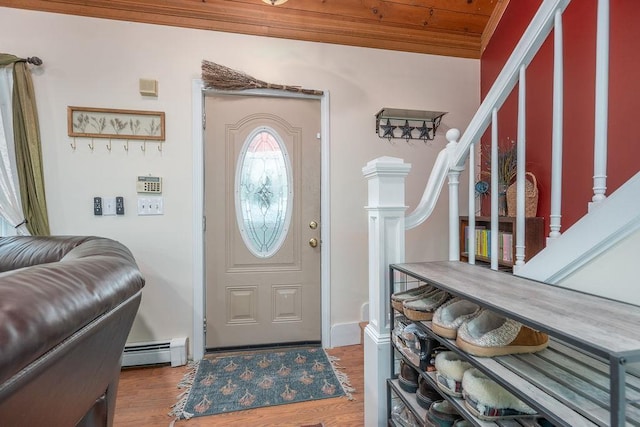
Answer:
xmin=0 ymin=0 xmax=508 ymax=58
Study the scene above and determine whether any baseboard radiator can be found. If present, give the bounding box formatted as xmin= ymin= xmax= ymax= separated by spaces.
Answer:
xmin=121 ymin=337 xmax=188 ymax=367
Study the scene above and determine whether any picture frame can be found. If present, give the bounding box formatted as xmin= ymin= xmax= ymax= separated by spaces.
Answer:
xmin=67 ymin=106 xmax=165 ymax=141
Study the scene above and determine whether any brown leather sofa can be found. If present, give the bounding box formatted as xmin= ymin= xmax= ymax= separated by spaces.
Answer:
xmin=0 ymin=236 xmax=145 ymax=427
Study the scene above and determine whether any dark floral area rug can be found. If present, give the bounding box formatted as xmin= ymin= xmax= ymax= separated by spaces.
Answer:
xmin=169 ymin=347 xmax=354 ymax=421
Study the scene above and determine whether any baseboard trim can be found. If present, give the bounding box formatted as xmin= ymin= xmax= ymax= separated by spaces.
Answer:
xmin=330 ymin=322 xmax=362 ymax=347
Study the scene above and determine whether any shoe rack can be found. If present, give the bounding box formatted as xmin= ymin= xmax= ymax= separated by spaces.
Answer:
xmin=387 ymin=261 xmax=640 ymax=427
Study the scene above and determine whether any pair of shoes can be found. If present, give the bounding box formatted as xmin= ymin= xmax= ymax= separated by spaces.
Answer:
xmin=432 ymin=299 xmax=548 ymax=357
xmin=392 ymin=284 xmax=434 ymax=312
xmin=416 ymin=375 xmax=442 ymax=410
xmin=434 ymin=351 xmax=471 ymax=398
xmin=456 ymin=310 xmax=548 ymax=357
xmin=391 ymin=399 xmax=420 ymax=427
xmin=432 ymin=298 xmax=481 ymax=339
xmin=462 ymin=368 xmax=537 ymax=420
xmin=426 ymin=400 xmax=461 ymax=426
xmin=434 ymin=351 xmax=537 ymax=421
xmin=398 ymin=359 xmax=419 ymax=393
xmin=403 ymin=289 xmax=450 ymax=321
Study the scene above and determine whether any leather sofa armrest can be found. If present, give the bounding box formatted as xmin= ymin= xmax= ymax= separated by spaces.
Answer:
xmin=0 ymin=236 xmax=99 ymax=272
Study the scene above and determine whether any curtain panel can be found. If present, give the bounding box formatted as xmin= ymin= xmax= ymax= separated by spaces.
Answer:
xmin=0 ymin=54 xmax=49 ymax=236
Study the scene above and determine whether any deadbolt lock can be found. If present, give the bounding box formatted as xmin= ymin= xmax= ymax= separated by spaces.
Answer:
xmin=309 ymin=221 xmax=318 ymax=230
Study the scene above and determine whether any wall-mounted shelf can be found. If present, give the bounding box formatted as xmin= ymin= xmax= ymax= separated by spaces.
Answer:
xmin=375 ymin=108 xmax=446 ymax=142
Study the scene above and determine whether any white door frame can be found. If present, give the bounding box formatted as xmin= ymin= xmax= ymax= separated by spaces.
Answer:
xmin=191 ymin=80 xmax=331 ymax=359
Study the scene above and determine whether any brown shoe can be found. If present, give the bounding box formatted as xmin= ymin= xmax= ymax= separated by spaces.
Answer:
xmin=416 ymin=375 xmax=441 ymax=410
xmin=456 ymin=310 xmax=548 ymax=357
xmin=398 ymin=359 xmax=419 ymax=393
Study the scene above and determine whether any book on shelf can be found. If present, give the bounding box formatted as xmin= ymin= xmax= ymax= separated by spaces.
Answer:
xmin=464 ymin=227 xmax=513 ymax=263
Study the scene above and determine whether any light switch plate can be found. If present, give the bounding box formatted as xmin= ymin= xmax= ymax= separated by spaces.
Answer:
xmin=103 ymin=197 xmax=116 ymax=216
xmin=93 ymin=197 xmax=102 ymax=216
xmin=116 ymin=196 xmax=125 ymax=215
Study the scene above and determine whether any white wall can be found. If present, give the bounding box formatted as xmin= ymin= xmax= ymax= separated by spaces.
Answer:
xmin=558 ymin=229 xmax=640 ymax=307
xmin=0 ymin=7 xmax=479 ymax=352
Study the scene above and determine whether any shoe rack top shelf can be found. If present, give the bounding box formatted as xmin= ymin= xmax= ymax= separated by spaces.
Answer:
xmin=391 ymin=261 xmax=640 ymax=359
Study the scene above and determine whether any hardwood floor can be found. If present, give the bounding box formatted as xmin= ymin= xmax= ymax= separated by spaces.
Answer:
xmin=114 ymin=344 xmax=364 ymax=427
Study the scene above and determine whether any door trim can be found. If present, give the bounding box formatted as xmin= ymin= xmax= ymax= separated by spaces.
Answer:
xmin=191 ymin=80 xmax=331 ymax=359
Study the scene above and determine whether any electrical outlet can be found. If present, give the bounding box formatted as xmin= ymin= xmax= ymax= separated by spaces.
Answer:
xmin=116 ymin=196 xmax=125 ymax=215
xmin=93 ymin=197 xmax=102 ymax=216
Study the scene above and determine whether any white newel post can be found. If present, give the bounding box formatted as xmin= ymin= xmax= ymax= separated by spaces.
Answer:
xmin=362 ymin=156 xmax=411 ymax=427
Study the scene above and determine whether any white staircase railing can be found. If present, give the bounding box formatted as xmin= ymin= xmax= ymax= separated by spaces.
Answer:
xmin=363 ymin=0 xmax=614 ymax=425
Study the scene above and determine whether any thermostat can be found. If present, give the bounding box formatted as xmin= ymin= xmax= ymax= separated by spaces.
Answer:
xmin=137 ymin=176 xmax=162 ymax=193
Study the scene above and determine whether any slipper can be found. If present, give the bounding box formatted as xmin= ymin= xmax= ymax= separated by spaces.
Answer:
xmin=462 ymin=368 xmax=537 ymax=420
xmin=402 ymin=290 xmax=450 ymax=321
xmin=432 ymin=297 xmax=481 ymax=339
xmin=456 ymin=309 xmax=548 ymax=357
xmin=391 ymin=284 xmax=434 ymax=311
xmin=434 ymin=351 xmax=472 ymax=397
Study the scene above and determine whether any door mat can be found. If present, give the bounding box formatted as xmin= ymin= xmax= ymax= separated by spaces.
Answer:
xmin=169 ymin=347 xmax=354 ymax=421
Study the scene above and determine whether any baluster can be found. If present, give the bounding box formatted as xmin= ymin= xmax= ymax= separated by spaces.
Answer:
xmin=592 ymin=0 xmax=610 ymax=205
xmin=550 ymin=9 xmax=564 ymax=240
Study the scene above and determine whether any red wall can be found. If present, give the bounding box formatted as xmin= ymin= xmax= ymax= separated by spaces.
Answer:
xmin=480 ymin=0 xmax=640 ymax=234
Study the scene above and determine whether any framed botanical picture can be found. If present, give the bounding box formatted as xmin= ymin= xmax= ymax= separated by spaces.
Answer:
xmin=67 ymin=106 xmax=165 ymax=141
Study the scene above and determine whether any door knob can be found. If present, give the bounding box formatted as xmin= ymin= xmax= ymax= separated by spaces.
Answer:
xmin=309 ymin=238 xmax=318 ymax=248
xmin=309 ymin=221 xmax=318 ymax=230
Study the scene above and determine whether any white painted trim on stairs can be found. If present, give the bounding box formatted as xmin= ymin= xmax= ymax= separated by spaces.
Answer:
xmin=516 ymin=172 xmax=640 ymax=284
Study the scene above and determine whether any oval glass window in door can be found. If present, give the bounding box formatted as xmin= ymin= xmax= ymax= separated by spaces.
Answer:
xmin=235 ymin=127 xmax=293 ymax=258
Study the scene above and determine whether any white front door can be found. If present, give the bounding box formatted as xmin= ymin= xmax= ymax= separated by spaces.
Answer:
xmin=204 ymin=93 xmax=321 ymax=349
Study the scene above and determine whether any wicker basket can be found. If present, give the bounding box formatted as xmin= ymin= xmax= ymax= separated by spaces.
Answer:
xmin=506 ymin=172 xmax=538 ymax=217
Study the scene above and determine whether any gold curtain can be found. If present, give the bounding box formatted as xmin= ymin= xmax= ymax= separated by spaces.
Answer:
xmin=0 ymin=54 xmax=50 ymax=236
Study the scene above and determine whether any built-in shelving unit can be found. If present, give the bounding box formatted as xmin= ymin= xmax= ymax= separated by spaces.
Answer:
xmin=387 ymin=261 xmax=640 ymax=427
xmin=459 ymin=216 xmax=544 ymax=268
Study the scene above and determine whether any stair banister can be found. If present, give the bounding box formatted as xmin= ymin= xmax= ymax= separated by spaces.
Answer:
xmin=451 ymin=0 xmax=571 ymax=170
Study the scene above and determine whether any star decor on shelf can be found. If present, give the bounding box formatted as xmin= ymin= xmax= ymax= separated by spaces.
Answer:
xmin=416 ymin=121 xmax=432 ymax=141
xmin=380 ymin=119 xmax=397 ymax=140
xmin=400 ymin=120 xmax=416 ymax=141
xmin=375 ymin=108 xmax=446 ymax=143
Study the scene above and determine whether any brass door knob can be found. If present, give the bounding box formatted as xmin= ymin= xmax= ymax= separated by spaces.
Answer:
xmin=309 ymin=221 xmax=318 ymax=230
xmin=309 ymin=238 xmax=318 ymax=248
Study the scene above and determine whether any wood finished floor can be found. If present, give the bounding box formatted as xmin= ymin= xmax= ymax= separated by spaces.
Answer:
xmin=114 ymin=344 xmax=364 ymax=427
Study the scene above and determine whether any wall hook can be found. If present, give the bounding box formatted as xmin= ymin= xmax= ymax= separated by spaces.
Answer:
xmin=88 ymin=139 xmax=95 ymax=152
xmin=70 ymin=138 xmax=77 ymax=151
xmin=157 ymin=142 xmax=163 ymax=152
xmin=123 ymin=140 xmax=129 ymax=152
xmin=106 ymin=139 xmax=112 ymax=152
xmin=140 ymin=140 xmax=146 ymax=153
